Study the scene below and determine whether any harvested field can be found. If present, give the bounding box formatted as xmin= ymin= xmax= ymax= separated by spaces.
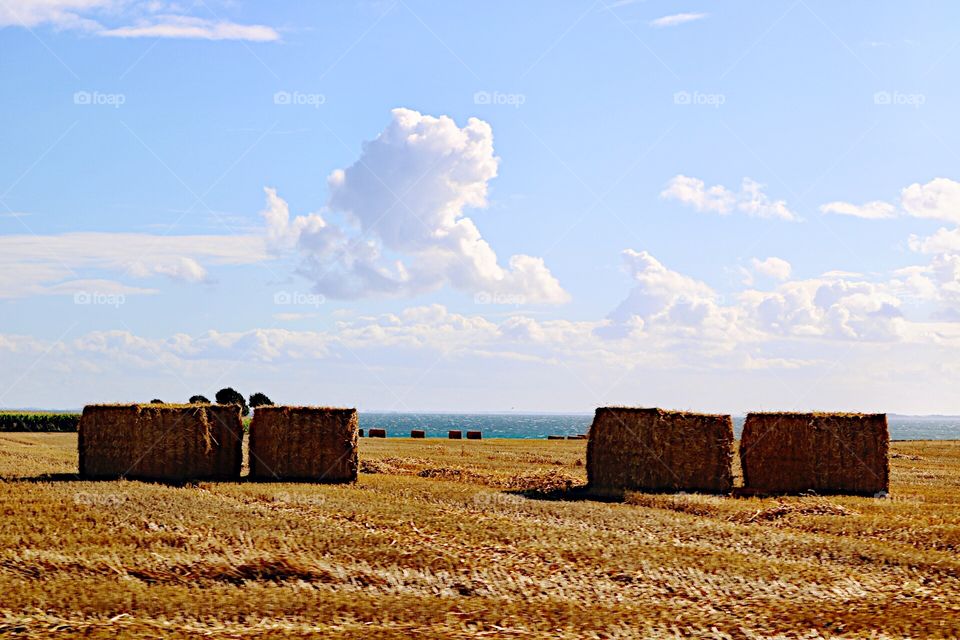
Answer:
xmin=587 ymin=407 xmax=734 ymax=493
xmin=78 ymin=404 xmax=242 ymax=481
xmin=1 ymin=434 xmax=959 ymax=638
xmin=249 ymin=407 xmax=358 ymax=482
xmin=741 ymin=412 xmax=889 ymax=495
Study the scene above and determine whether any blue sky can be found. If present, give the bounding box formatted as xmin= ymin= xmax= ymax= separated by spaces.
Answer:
xmin=3 ymin=1 xmax=960 ymax=413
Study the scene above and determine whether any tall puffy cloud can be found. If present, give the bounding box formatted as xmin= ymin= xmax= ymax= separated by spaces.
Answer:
xmin=264 ymin=108 xmax=569 ymax=304
xmin=661 ymin=175 xmax=797 ymax=221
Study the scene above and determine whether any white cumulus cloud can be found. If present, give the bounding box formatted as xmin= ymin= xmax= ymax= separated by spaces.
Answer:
xmin=263 ymin=108 xmax=569 ymax=304
xmin=901 ymin=178 xmax=960 ymax=224
xmin=661 ymin=175 xmax=797 ymax=220
xmin=750 ymin=257 xmax=792 ymax=281
xmin=820 ymin=200 xmax=897 ymax=219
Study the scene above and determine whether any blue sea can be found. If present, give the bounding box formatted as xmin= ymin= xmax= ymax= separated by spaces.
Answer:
xmin=359 ymin=413 xmax=960 ymax=440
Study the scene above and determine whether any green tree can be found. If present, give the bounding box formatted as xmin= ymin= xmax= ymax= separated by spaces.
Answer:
xmin=149 ymin=399 xmax=164 ymax=404
xmin=215 ymin=387 xmax=249 ymax=416
xmin=189 ymin=395 xmax=210 ymax=404
xmin=249 ymin=392 xmax=274 ymax=409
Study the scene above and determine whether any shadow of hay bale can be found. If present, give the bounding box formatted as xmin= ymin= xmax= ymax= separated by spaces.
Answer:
xmin=504 ymin=485 xmax=624 ymax=503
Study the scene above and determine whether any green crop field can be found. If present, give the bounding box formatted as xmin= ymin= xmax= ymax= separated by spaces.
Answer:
xmin=0 ymin=412 xmax=80 ymax=432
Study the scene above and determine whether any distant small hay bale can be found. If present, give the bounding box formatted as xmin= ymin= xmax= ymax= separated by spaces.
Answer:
xmin=79 ymin=404 xmax=242 ymax=481
xmin=740 ymin=412 xmax=889 ymax=496
xmin=368 ymin=428 xmax=386 ymax=438
xmin=448 ymin=430 xmax=462 ymax=439
xmin=249 ymin=406 xmax=358 ymax=483
xmin=466 ymin=431 xmax=482 ymax=440
xmin=410 ymin=429 xmax=426 ymax=439
xmin=567 ymin=434 xmax=587 ymax=440
xmin=547 ymin=435 xmax=565 ymax=440
xmin=587 ymin=407 xmax=734 ymax=494
xmin=359 ymin=428 xmax=364 ymax=438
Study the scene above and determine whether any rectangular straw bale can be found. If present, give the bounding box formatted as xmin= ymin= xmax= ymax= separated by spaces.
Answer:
xmin=466 ymin=431 xmax=482 ymax=440
xmin=410 ymin=429 xmax=425 ymax=438
xmin=79 ymin=404 xmax=242 ymax=481
xmin=587 ymin=407 xmax=733 ymax=493
xmin=448 ymin=430 xmax=462 ymax=439
xmin=740 ymin=412 xmax=889 ymax=495
xmin=369 ymin=428 xmax=386 ymax=438
xmin=249 ymin=406 xmax=358 ymax=482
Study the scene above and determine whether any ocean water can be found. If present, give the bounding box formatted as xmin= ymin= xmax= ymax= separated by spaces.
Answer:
xmin=359 ymin=413 xmax=960 ymax=440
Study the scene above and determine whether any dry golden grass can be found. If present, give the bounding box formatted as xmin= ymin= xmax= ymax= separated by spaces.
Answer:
xmin=0 ymin=434 xmax=958 ymax=638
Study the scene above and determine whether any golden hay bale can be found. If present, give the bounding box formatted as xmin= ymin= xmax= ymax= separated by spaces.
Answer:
xmin=466 ymin=431 xmax=482 ymax=440
xmin=448 ymin=430 xmax=462 ymax=439
xmin=410 ymin=429 xmax=426 ymax=439
xmin=248 ymin=406 xmax=358 ymax=482
xmin=368 ymin=428 xmax=386 ymax=438
xmin=586 ymin=407 xmax=733 ymax=494
xmin=79 ymin=404 xmax=242 ymax=481
xmin=740 ymin=412 xmax=889 ymax=495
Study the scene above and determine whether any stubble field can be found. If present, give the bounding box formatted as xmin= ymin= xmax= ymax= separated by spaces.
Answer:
xmin=0 ymin=433 xmax=958 ymax=638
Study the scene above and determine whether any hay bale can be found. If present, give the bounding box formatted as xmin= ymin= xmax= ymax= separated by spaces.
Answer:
xmin=369 ymin=428 xmax=386 ymax=438
xmin=249 ymin=406 xmax=358 ymax=482
xmin=410 ymin=429 xmax=425 ymax=439
xmin=567 ymin=434 xmax=588 ymax=440
xmin=79 ymin=404 xmax=242 ymax=481
xmin=359 ymin=428 xmax=364 ymax=438
xmin=448 ymin=430 xmax=462 ymax=439
xmin=586 ymin=407 xmax=733 ymax=494
xmin=466 ymin=431 xmax=482 ymax=440
xmin=740 ymin=412 xmax=889 ymax=495
xmin=547 ymin=435 xmax=565 ymax=440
